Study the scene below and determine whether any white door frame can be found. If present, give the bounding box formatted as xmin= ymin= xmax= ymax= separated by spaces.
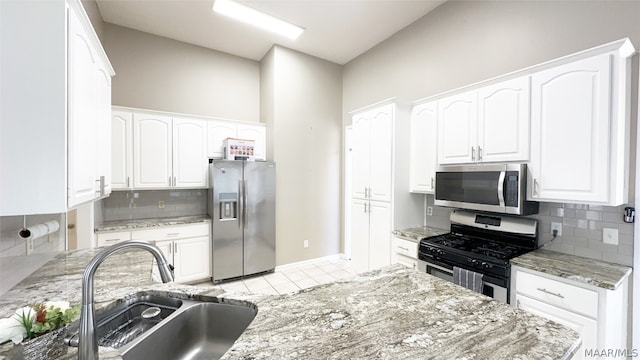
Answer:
xmin=344 ymin=126 xmax=353 ymax=260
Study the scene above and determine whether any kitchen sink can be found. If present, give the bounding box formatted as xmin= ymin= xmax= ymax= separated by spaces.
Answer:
xmin=121 ymin=302 xmax=257 ymax=360
xmin=66 ymin=293 xmax=183 ymax=348
xmin=66 ymin=291 xmax=257 ymax=360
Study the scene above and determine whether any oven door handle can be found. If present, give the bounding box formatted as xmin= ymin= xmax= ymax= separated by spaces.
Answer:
xmin=497 ymin=171 xmax=506 ymax=208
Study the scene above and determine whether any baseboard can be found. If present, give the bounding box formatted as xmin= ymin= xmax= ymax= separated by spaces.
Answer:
xmin=275 ymin=253 xmax=347 ymax=272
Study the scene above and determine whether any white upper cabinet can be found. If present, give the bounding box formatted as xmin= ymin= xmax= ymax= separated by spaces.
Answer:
xmin=0 ymin=0 xmax=114 ymax=215
xmin=437 ymin=90 xmax=477 ymax=165
xmin=207 ymin=121 xmax=267 ymax=161
xmin=437 ymin=76 xmax=530 ymax=165
xmin=111 ymin=111 xmax=133 ymax=190
xmin=351 ymin=104 xmax=393 ymax=202
xmin=133 ymin=113 xmax=173 ymax=189
xmin=207 ymin=121 xmax=237 ymax=158
xmin=173 ymin=117 xmax=208 ymax=188
xmin=477 ymin=76 xmax=530 ymax=163
xmin=409 ymin=101 xmax=437 ymax=193
xmin=237 ymin=124 xmax=266 ymax=161
xmin=528 ymin=48 xmax=632 ymax=205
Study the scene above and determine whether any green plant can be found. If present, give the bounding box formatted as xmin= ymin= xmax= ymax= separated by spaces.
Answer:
xmin=14 ymin=302 xmax=80 ymax=340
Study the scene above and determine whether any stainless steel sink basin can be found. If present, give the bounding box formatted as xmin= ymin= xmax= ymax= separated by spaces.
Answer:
xmin=122 ymin=302 xmax=257 ymax=360
xmin=66 ymin=293 xmax=183 ymax=348
xmin=66 ymin=292 xmax=257 ymax=360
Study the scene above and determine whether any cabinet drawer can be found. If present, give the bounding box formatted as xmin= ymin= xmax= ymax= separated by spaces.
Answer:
xmin=96 ymin=231 xmax=131 ymax=247
xmin=516 ymin=270 xmax=598 ymax=318
xmin=396 ymin=254 xmax=418 ymax=270
xmin=393 ymin=237 xmax=418 ymax=259
xmin=131 ymin=223 xmax=210 ymax=241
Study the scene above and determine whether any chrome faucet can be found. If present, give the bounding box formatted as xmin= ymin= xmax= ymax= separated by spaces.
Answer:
xmin=78 ymin=241 xmax=174 ymax=360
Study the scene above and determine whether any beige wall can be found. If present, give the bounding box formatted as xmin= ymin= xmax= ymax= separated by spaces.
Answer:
xmin=262 ymin=46 xmax=343 ymax=265
xmin=344 ymin=1 xmax=640 ymax=115
xmin=102 ymin=23 xmax=261 ymax=122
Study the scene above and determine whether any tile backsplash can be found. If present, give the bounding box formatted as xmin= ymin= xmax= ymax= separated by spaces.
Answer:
xmin=425 ymin=195 xmax=634 ymax=267
xmin=96 ymin=190 xmax=208 ymax=224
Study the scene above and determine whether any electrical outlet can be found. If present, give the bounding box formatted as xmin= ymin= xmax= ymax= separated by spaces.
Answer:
xmin=26 ymin=239 xmax=34 ymax=255
xmin=158 ymin=200 xmax=165 ymax=209
xmin=303 ymin=240 xmax=309 ymax=248
xmin=551 ymin=222 xmax=562 ymax=237
xmin=603 ymin=228 xmax=619 ymax=245
xmin=427 ymin=207 xmax=433 ymax=216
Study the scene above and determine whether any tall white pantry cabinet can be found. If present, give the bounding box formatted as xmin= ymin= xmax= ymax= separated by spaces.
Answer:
xmin=350 ymin=101 xmax=422 ymax=273
xmin=0 ymin=0 xmax=114 ymax=215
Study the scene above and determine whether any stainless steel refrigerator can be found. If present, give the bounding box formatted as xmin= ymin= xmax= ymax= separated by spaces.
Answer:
xmin=208 ymin=160 xmax=276 ymax=282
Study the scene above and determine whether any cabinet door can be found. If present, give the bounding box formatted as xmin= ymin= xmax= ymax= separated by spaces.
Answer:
xmin=173 ymin=117 xmax=208 ymax=188
xmin=96 ymin=67 xmax=112 ymax=196
xmin=438 ymin=91 xmax=477 ymax=165
xmin=410 ymin=102 xmax=437 ymax=193
xmin=133 ymin=113 xmax=173 ymax=188
xmin=368 ymin=200 xmax=392 ymax=270
xmin=67 ymin=7 xmax=98 ymax=207
xmin=150 ymin=239 xmax=174 ymax=283
xmin=368 ymin=104 xmax=393 ymax=202
xmin=207 ymin=121 xmax=237 ymax=159
xmin=351 ymin=113 xmax=370 ymax=199
xmin=478 ymin=76 xmax=530 ymax=163
xmin=173 ymin=236 xmax=211 ymax=283
xmin=529 ymin=54 xmax=611 ymax=203
xmin=111 ymin=111 xmax=133 ymax=190
xmin=516 ymin=294 xmax=597 ymax=360
xmin=350 ymin=198 xmax=370 ymax=273
xmin=237 ymin=124 xmax=266 ymax=160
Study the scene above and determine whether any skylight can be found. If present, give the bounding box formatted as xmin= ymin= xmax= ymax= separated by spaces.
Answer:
xmin=213 ymin=0 xmax=304 ymax=40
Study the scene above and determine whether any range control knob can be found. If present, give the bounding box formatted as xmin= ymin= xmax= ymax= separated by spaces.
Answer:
xmin=481 ymin=262 xmax=491 ymax=269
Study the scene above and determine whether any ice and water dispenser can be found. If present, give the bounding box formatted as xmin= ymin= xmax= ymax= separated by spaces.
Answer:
xmin=219 ymin=193 xmax=238 ymax=220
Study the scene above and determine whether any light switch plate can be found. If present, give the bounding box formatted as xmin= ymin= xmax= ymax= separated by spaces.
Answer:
xmin=551 ymin=222 xmax=562 ymax=236
xmin=603 ymin=228 xmax=618 ymax=245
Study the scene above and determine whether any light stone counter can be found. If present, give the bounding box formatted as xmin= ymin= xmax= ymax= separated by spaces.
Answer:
xmin=94 ymin=215 xmax=211 ymax=232
xmin=0 ymin=249 xmax=581 ymax=359
xmin=392 ymin=226 xmax=448 ymax=242
xmin=511 ymin=249 xmax=632 ymax=290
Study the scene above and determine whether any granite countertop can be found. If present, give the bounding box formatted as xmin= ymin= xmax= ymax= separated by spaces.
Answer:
xmin=511 ymin=249 xmax=632 ymax=291
xmin=392 ymin=226 xmax=448 ymax=242
xmin=94 ymin=215 xmax=211 ymax=232
xmin=0 ymin=249 xmax=581 ymax=360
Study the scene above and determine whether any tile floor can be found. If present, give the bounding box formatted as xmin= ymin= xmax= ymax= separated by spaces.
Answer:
xmin=194 ymin=257 xmax=360 ymax=295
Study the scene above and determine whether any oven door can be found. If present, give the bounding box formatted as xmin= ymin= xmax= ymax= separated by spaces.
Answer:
xmin=420 ymin=259 xmax=508 ymax=304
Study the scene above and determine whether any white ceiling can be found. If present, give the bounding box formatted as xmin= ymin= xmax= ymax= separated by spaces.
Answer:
xmin=95 ymin=0 xmax=446 ymax=65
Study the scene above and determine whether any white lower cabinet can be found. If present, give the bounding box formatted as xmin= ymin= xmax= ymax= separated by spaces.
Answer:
xmin=155 ymin=236 xmax=211 ymax=284
xmin=351 ymin=199 xmax=391 ymax=273
xmin=516 ymin=294 xmax=597 ymax=360
xmin=97 ymin=223 xmax=212 ymax=284
xmin=392 ymin=237 xmax=419 ymax=270
xmin=512 ymin=266 xmax=629 ymax=359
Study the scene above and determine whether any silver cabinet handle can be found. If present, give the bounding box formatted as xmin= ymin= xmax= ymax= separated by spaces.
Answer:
xmin=533 ymin=179 xmax=539 ymax=196
xmin=166 ymin=233 xmax=180 ymax=237
xmin=536 ymin=287 xmax=564 ymax=299
xmin=173 ymin=177 xmax=177 ymax=187
xmin=103 ymin=238 xmax=121 ymax=243
xmin=364 ymin=202 xmax=367 ymax=213
xmin=364 ymin=187 xmax=368 ymax=198
xmin=431 ymin=177 xmax=435 ymax=190
xmin=126 ymin=176 xmax=130 ymax=188
xmin=397 ymin=246 xmax=409 ymax=251
xmin=471 ymin=146 xmax=476 ymax=161
xmin=174 ymin=242 xmax=178 ymax=254
xmin=478 ymin=146 xmax=483 ymax=161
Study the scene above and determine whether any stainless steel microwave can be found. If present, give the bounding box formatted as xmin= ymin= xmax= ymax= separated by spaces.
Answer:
xmin=434 ymin=164 xmax=539 ymax=215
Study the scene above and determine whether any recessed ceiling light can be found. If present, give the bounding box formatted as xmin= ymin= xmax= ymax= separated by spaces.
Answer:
xmin=213 ymin=0 xmax=304 ymax=40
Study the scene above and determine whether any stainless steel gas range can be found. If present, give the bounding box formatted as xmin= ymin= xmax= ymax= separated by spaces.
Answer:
xmin=418 ymin=210 xmax=538 ymax=304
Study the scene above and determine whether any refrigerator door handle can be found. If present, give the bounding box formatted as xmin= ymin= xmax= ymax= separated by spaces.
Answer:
xmin=243 ymin=180 xmax=248 ymax=229
xmin=238 ymin=180 xmax=243 ymax=228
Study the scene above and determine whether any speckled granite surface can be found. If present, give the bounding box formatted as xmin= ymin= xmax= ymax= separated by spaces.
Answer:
xmin=0 ymin=249 xmax=581 ymax=360
xmin=94 ymin=215 xmax=211 ymax=232
xmin=511 ymin=249 xmax=632 ymax=291
xmin=392 ymin=226 xmax=448 ymax=242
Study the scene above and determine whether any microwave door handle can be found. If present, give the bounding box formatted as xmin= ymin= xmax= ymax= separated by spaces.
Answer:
xmin=497 ymin=171 xmax=506 ymax=207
